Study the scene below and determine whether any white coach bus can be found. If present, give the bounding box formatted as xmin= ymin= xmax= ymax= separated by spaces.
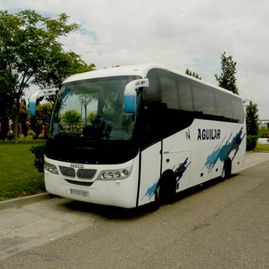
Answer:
xmin=43 ymin=64 xmax=246 ymax=209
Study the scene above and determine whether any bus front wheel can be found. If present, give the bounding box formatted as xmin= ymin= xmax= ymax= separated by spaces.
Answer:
xmin=152 ymin=183 xmax=161 ymax=210
xmin=160 ymin=170 xmax=176 ymax=204
xmin=151 ymin=171 xmax=176 ymax=210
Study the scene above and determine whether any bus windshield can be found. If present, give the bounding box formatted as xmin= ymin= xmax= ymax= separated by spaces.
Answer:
xmin=50 ymin=75 xmax=140 ymax=140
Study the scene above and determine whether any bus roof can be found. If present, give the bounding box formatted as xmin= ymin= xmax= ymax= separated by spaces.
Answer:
xmin=63 ymin=64 xmax=241 ymax=99
xmin=63 ymin=64 xmax=157 ymax=83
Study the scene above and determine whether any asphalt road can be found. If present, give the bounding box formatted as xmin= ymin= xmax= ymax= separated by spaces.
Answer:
xmin=0 ymin=153 xmax=269 ymax=269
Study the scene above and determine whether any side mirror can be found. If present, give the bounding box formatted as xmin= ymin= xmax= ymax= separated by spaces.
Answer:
xmin=124 ymin=79 xmax=149 ymax=113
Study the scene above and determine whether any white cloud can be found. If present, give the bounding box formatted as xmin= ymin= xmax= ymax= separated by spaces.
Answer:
xmin=2 ymin=0 xmax=269 ymax=118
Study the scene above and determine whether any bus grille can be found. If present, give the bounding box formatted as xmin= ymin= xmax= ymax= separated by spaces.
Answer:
xmin=59 ymin=166 xmax=96 ymax=179
xmin=59 ymin=166 xmax=75 ymax=177
xmin=77 ymin=169 xmax=96 ymax=179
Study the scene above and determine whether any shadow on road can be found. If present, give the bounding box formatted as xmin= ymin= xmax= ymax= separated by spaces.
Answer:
xmin=58 ymin=175 xmax=236 ymax=220
xmin=62 ymin=199 xmax=151 ymax=220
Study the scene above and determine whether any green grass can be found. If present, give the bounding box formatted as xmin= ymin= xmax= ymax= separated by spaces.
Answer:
xmin=255 ymin=143 xmax=269 ymax=152
xmin=0 ymin=140 xmax=46 ymax=201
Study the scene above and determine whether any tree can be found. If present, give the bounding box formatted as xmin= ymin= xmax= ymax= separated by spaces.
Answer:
xmin=246 ymin=101 xmax=259 ymax=135
xmin=62 ymin=109 xmax=81 ymax=130
xmin=215 ymin=52 xmax=239 ymax=95
xmin=0 ymin=10 xmax=79 ymax=143
xmin=246 ymin=101 xmax=259 ymax=151
xmin=0 ymin=70 xmax=14 ymax=139
xmin=185 ymin=68 xmax=202 ymax=80
xmin=34 ymin=48 xmax=95 ymax=90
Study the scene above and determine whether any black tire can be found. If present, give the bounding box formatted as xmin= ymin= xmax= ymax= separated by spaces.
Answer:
xmin=161 ymin=171 xmax=176 ymax=204
xmin=152 ymin=183 xmax=161 ymax=210
xmin=149 ymin=170 xmax=177 ymax=211
xmin=147 ymin=183 xmax=161 ymax=212
xmin=220 ymin=159 xmax=232 ymax=181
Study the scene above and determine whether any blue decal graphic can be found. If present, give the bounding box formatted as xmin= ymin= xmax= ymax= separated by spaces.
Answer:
xmin=174 ymin=157 xmax=191 ymax=183
xmin=144 ymin=157 xmax=191 ymax=199
xmin=204 ymin=127 xmax=245 ymax=172
xmin=144 ymin=182 xmax=158 ymax=199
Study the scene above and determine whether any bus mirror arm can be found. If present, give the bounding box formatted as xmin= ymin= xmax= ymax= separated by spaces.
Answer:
xmin=124 ymin=79 xmax=149 ymax=114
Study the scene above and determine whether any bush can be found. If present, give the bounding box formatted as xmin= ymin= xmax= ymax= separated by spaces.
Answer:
xmin=259 ymin=127 xmax=269 ymax=138
xmin=246 ymin=135 xmax=258 ymax=151
xmin=30 ymin=144 xmax=45 ymax=172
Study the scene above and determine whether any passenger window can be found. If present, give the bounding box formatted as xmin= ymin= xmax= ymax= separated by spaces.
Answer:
xmin=193 ymin=86 xmax=216 ymax=115
xmin=215 ymin=94 xmax=233 ymax=119
xmin=160 ymin=77 xmax=179 ymax=109
xmin=232 ymin=99 xmax=244 ymax=123
xmin=178 ymin=82 xmax=193 ymax=111
xmin=145 ymin=69 xmax=161 ymax=101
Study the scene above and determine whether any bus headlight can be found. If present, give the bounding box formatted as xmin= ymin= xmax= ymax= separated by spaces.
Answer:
xmin=98 ymin=166 xmax=132 ymax=180
xmin=44 ymin=161 xmax=59 ymax=175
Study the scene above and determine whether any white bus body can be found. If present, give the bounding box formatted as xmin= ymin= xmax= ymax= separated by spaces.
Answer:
xmin=44 ymin=64 xmax=246 ymax=208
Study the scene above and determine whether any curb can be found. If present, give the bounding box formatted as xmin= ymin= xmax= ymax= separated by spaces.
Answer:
xmin=0 ymin=193 xmax=52 ymax=210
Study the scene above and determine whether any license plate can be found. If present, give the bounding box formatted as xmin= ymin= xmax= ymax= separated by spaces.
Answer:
xmin=70 ymin=188 xmax=89 ymax=197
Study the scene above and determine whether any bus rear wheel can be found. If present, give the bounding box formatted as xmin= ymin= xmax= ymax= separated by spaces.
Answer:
xmin=220 ymin=159 xmax=232 ymax=181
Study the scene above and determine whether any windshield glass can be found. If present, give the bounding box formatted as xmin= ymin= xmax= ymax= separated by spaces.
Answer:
xmin=49 ymin=75 xmax=140 ymax=140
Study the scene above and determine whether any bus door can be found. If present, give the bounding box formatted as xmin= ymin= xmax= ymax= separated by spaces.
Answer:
xmin=137 ymin=142 xmax=162 ymax=206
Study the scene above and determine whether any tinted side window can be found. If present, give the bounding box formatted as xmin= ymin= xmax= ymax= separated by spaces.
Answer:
xmin=145 ymin=69 xmax=161 ymax=101
xmin=178 ymin=81 xmax=193 ymax=111
xmin=215 ymin=93 xmax=233 ymax=119
xmin=232 ymin=99 xmax=244 ymax=123
xmin=193 ymin=86 xmax=216 ymax=115
xmin=160 ymin=76 xmax=179 ymax=109
xmin=145 ymin=69 xmax=243 ymax=125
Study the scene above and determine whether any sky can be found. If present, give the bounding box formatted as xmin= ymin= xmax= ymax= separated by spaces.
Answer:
xmin=2 ymin=0 xmax=269 ymax=119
